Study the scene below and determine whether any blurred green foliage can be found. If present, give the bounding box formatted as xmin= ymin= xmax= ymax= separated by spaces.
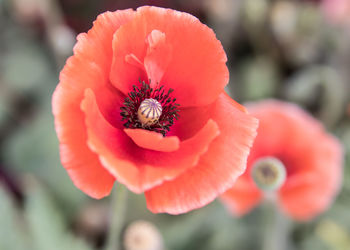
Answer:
xmin=0 ymin=182 xmax=93 ymax=250
xmin=0 ymin=0 xmax=349 ymax=250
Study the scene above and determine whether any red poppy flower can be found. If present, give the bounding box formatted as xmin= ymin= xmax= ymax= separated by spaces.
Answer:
xmin=220 ymin=100 xmax=343 ymax=220
xmin=52 ymin=6 xmax=258 ymax=214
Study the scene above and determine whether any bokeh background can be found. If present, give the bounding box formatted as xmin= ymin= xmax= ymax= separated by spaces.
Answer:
xmin=0 ymin=0 xmax=350 ymax=249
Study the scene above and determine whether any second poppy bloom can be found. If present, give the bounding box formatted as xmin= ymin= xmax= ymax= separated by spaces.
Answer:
xmin=220 ymin=100 xmax=343 ymax=220
xmin=52 ymin=6 xmax=259 ymax=214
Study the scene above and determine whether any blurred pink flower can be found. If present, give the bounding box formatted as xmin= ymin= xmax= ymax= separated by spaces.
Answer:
xmin=322 ymin=0 xmax=350 ymax=25
xmin=220 ymin=100 xmax=343 ymax=221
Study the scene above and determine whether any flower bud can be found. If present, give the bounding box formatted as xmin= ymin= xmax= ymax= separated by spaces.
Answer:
xmin=123 ymin=220 xmax=163 ymax=250
xmin=251 ymin=157 xmax=286 ymax=191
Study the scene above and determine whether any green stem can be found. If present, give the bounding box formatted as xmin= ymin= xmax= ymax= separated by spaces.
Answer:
xmin=104 ymin=184 xmax=128 ymax=250
xmin=262 ymin=200 xmax=291 ymax=250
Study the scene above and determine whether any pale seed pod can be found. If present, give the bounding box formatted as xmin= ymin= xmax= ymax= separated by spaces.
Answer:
xmin=251 ymin=157 xmax=286 ymax=191
xmin=137 ymin=99 xmax=162 ymax=126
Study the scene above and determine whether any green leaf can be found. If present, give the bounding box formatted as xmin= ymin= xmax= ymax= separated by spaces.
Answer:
xmin=0 ymin=184 xmax=32 ymax=250
xmin=24 ymin=180 xmax=94 ymax=250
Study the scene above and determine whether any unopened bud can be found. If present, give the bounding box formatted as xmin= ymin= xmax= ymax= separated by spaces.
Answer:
xmin=123 ymin=220 xmax=163 ymax=250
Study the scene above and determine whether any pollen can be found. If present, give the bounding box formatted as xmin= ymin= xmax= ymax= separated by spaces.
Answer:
xmin=138 ymin=98 xmax=162 ymax=126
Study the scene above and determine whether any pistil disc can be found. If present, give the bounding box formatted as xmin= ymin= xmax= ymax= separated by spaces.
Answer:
xmin=137 ymin=98 xmax=162 ymax=126
xmin=120 ymin=81 xmax=180 ymax=136
xmin=251 ymin=157 xmax=286 ymax=191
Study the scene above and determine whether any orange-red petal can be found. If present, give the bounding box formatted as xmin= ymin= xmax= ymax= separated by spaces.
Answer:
xmin=167 ymin=95 xmax=248 ymax=141
xmin=53 ymin=85 xmax=115 ymax=199
xmin=110 ymin=6 xmax=229 ymax=107
xmin=278 ymin=129 xmax=343 ymax=220
xmin=81 ymin=88 xmax=221 ymax=193
xmin=144 ymin=29 xmax=172 ymax=87
xmin=220 ymin=178 xmax=262 ymax=216
xmin=124 ymin=129 xmax=180 ymax=152
xmin=145 ymin=93 xmax=259 ymax=214
xmin=52 ymin=10 xmax=136 ymax=198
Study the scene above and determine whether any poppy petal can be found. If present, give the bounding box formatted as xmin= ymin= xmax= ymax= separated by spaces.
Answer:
xmin=73 ymin=9 xmax=135 ymax=78
xmin=52 ymin=10 xmax=135 ymax=198
xmin=279 ymin=183 xmax=337 ymax=221
xmin=53 ymin=85 xmax=115 ymax=199
xmin=125 ymin=53 xmax=146 ymax=71
xmin=220 ymin=177 xmax=262 ymax=216
xmin=81 ymin=89 xmax=220 ymax=193
xmin=144 ymin=29 xmax=172 ymax=87
xmin=279 ymin=132 xmax=343 ymax=220
xmin=168 ymin=97 xmax=248 ymax=141
xmin=167 ymin=106 xmax=212 ymax=141
xmin=110 ymin=6 xmax=229 ymax=107
xmin=145 ymin=93 xmax=259 ymax=214
xmin=124 ymin=129 xmax=180 ymax=152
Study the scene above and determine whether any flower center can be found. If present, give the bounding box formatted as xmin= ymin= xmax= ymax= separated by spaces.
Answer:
xmin=251 ymin=157 xmax=286 ymax=191
xmin=137 ymin=98 xmax=162 ymax=126
xmin=120 ymin=81 xmax=180 ymax=136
